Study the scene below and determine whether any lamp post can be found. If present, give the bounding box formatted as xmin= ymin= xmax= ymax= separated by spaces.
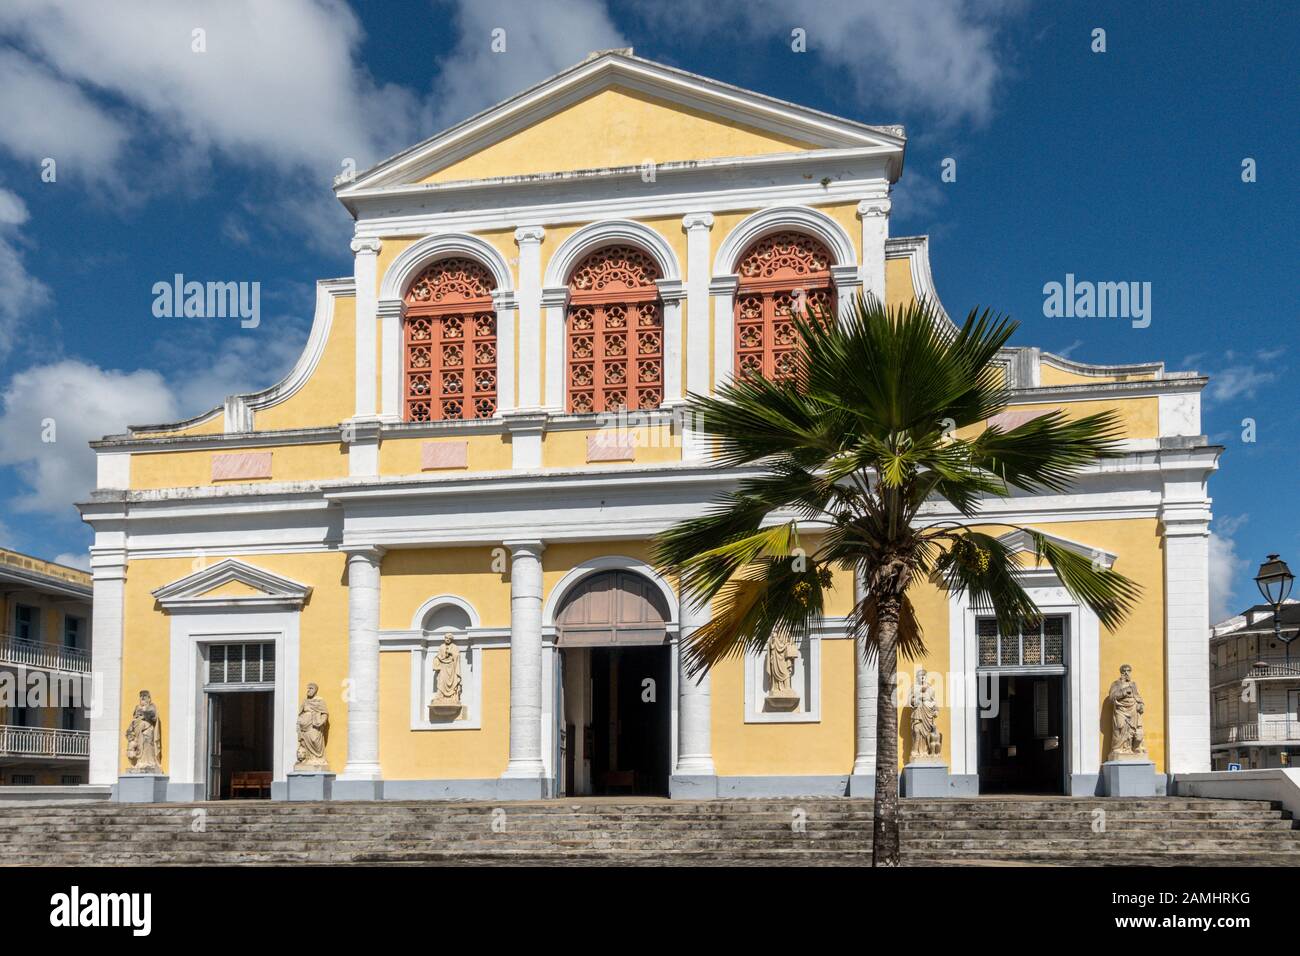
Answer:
xmin=1255 ymin=554 xmax=1296 ymax=761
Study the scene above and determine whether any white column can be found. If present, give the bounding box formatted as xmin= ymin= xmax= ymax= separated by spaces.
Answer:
xmin=1162 ymin=504 xmax=1212 ymax=775
xmin=656 ymin=279 xmax=686 ymax=405
xmin=494 ymin=290 xmax=518 ymax=414
xmin=88 ymin=543 xmax=127 ymax=786
xmin=541 ymin=286 xmax=569 ymax=410
xmin=851 ymin=572 xmax=877 ymax=780
xmin=673 ymin=594 xmax=716 ymax=794
xmin=514 ymin=226 xmax=545 ymax=410
xmin=351 ymin=237 xmax=382 ymax=419
xmin=682 ymin=212 xmax=714 ymax=399
xmin=503 ymin=540 xmax=547 ymax=786
xmin=856 ymin=197 xmax=891 ymax=304
xmin=341 ymin=546 xmax=384 ymax=783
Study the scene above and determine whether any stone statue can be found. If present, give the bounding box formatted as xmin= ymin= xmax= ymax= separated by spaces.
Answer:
xmin=124 ymin=690 xmax=162 ymax=774
xmin=430 ymin=634 xmax=464 ymax=716
xmin=764 ymin=632 xmax=801 ymax=710
xmin=294 ymin=683 xmax=330 ymax=771
xmin=1107 ymin=664 xmax=1147 ymax=760
xmin=909 ymin=668 xmax=943 ymax=762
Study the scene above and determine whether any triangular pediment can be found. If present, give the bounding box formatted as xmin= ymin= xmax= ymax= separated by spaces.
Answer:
xmin=340 ymin=50 xmax=905 ymax=192
xmin=997 ymin=530 xmax=1117 ymax=571
xmin=153 ymin=559 xmax=312 ymax=610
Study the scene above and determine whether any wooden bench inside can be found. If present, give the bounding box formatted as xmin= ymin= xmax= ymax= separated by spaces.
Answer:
xmin=229 ymin=771 xmax=272 ymax=799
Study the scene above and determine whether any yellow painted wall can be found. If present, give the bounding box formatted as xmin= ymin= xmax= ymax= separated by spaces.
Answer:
xmin=379 ymin=435 xmax=513 ymax=475
xmin=256 ymin=295 xmax=357 ymax=431
xmin=119 ymin=552 xmax=351 ymax=775
xmin=380 ymin=547 xmax=512 ymax=630
xmin=542 ymin=425 xmax=683 ymax=468
xmin=379 ymin=648 xmax=511 ymax=780
xmin=1039 ymin=363 xmax=1158 ymax=387
xmin=130 ymin=442 xmax=348 ymax=490
xmin=421 ymin=86 xmax=817 ymax=184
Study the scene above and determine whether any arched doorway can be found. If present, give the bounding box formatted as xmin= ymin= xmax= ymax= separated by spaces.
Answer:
xmin=555 ymin=570 xmax=672 ymax=796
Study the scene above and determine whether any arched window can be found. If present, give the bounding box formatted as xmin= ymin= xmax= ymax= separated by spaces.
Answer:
xmin=733 ymin=231 xmax=835 ymax=381
xmin=403 ymin=258 xmax=498 ymax=422
xmin=566 ymin=245 xmax=663 ymax=414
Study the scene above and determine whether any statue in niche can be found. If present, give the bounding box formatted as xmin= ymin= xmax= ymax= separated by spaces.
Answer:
xmin=1107 ymin=664 xmax=1147 ymax=760
xmin=909 ymin=668 xmax=943 ymax=762
xmin=764 ymin=632 xmax=801 ymax=711
xmin=294 ymin=683 xmax=330 ymax=771
xmin=124 ymin=689 xmax=162 ymax=774
xmin=430 ymin=634 xmax=464 ymax=716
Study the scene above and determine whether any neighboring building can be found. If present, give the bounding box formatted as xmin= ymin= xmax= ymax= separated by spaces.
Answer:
xmin=1210 ymin=600 xmax=1300 ymax=770
xmin=78 ymin=50 xmax=1219 ymax=803
xmin=0 ymin=548 xmax=93 ymax=785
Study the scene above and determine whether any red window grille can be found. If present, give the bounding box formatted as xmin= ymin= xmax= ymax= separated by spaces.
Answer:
xmin=403 ymin=257 xmax=498 ymax=422
xmin=566 ymin=245 xmax=663 ymax=413
xmin=733 ymin=231 xmax=835 ymax=381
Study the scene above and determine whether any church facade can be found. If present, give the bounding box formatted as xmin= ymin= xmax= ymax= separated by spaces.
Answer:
xmin=80 ymin=51 xmax=1218 ymax=802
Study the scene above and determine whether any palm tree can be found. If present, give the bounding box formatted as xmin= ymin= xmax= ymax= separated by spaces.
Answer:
xmin=654 ymin=292 xmax=1140 ymax=866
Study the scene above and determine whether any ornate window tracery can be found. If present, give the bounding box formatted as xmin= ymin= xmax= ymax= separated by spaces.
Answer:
xmin=403 ymin=257 xmax=498 ymax=422
xmin=733 ymin=231 xmax=835 ymax=381
xmin=566 ymin=245 xmax=663 ymax=414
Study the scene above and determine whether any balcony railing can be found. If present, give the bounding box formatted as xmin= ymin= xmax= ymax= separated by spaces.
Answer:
xmin=1212 ymin=721 xmax=1300 ymax=745
xmin=1211 ymin=659 xmax=1300 ymax=686
xmin=0 ymin=725 xmax=89 ymax=758
xmin=0 ymin=636 xmax=90 ymax=674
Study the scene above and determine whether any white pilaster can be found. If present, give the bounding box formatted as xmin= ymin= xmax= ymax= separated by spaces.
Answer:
xmin=709 ymin=274 xmax=739 ymax=394
xmin=656 ymin=278 xmax=686 ymax=405
xmin=341 ymin=546 xmax=384 ymax=781
xmin=673 ymin=594 xmax=716 ymax=785
xmin=852 ymin=573 xmax=878 ymax=777
xmin=351 ymin=237 xmax=382 ymax=419
xmin=377 ymin=299 xmax=404 ymax=420
xmin=541 ymin=286 xmax=570 ymax=410
xmin=493 ymin=289 xmax=519 ymax=414
xmin=503 ymin=540 xmax=547 ymax=782
xmin=682 ymin=213 xmax=714 ymax=399
xmin=1162 ymin=505 xmax=1212 ymax=775
xmin=514 ymin=226 xmax=545 ymax=410
xmin=856 ymin=197 xmax=891 ymax=304
xmin=88 ymin=543 xmax=127 ymax=786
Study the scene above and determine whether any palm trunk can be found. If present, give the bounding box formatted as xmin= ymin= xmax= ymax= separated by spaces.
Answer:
xmin=872 ymin=597 xmax=901 ymax=867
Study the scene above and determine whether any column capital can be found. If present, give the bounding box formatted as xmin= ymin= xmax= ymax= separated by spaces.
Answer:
xmin=350 ymin=236 xmax=382 ymax=256
xmin=857 ymin=198 xmax=892 ymax=219
xmin=514 ymin=225 xmax=546 ymax=245
xmin=708 ymin=274 xmax=739 ymax=296
xmin=504 ymin=539 xmax=546 ymax=557
xmin=342 ymin=544 xmax=386 ymax=564
xmin=682 ymin=212 xmax=715 ymax=232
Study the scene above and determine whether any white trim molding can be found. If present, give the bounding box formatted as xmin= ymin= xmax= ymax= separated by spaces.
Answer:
xmin=712 ymin=204 xmax=857 ymax=276
xmin=542 ymin=218 xmax=683 ymax=287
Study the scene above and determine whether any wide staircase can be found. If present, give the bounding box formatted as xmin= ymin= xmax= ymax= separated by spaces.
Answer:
xmin=2 ymin=796 xmax=1299 ymax=866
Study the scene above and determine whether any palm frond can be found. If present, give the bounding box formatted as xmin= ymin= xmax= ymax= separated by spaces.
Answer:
xmin=1030 ymin=532 xmax=1142 ymax=631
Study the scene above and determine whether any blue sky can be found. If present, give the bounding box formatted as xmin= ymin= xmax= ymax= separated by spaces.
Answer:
xmin=0 ymin=0 xmax=1294 ymax=621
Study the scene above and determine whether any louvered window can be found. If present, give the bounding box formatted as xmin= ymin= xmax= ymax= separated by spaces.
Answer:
xmin=208 ymin=642 xmax=276 ymax=686
xmin=734 ymin=232 xmax=836 ymax=381
xmin=976 ymin=616 xmax=1066 ymax=668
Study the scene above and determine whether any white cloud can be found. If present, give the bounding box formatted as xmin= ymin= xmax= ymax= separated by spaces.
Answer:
xmin=0 ymin=361 xmax=178 ymax=517
xmin=430 ymin=0 xmax=627 ymax=127
xmin=0 ymin=186 xmax=51 ymax=361
xmin=1206 ymin=354 xmax=1280 ymax=403
xmin=631 ymin=0 xmax=1021 ymax=125
xmin=0 ymin=0 xmax=422 ymax=177
xmin=1209 ymin=514 xmax=1250 ymax=624
xmin=53 ymin=550 xmax=91 ymax=571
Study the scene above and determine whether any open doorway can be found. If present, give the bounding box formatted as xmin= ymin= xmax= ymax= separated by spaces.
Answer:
xmin=977 ymin=674 xmax=1066 ymax=794
xmin=206 ymin=690 xmax=274 ymax=800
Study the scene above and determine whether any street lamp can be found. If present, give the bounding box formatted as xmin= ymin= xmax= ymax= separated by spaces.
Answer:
xmin=1256 ymin=554 xmax=1297 ymax=764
